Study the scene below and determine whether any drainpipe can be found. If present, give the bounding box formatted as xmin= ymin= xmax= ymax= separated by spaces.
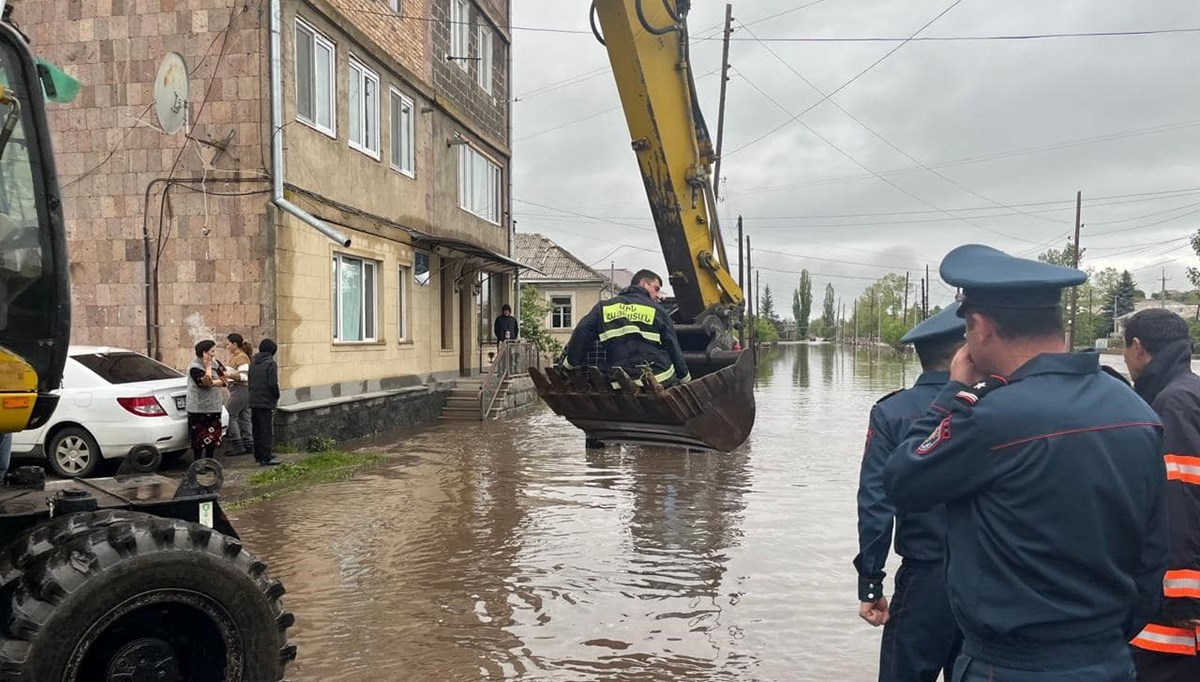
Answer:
xmin=269 ymin=0 xmax=351 ymax=247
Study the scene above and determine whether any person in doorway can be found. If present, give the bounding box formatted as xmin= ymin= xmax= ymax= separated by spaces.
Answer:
xmin=1123 ymin=309 xmax=1200 ymax=679
xmin=884 ymin=244 xmax=1167 ymax=682
xmin=494 ymin=304 xmax=519 ymax=342
xmin=187 ymin=340 xmax=228 ymax=460
xmin=248 ymin=338 xmax=282 ymax=467
xmin=224 ymin=333 xmax=254 ymax=456
xmin=561 ymin=269 xmax=690 ymax=387
xmin=855 ymin=303 xmax=966 ymax=682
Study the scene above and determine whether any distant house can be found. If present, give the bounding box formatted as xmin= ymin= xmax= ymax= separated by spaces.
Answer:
xmin=514 ymin=233 xmax=608 ymax=347
xmin=1114 ymin=300 xmax=1196 ymax=338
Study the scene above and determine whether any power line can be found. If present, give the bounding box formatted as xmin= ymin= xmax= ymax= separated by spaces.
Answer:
xmin=732 ymin=120 xmax=1200 ymax=196
xmin=732 ymin=65 xmax=1040 ymax=244
xmin=725 ymin=0 xmax=966 ymax=159
xmin=735 ymin=20 xmax=1062 ymax=229
xmin=724 ymin=27 xmax=1200 ymax=43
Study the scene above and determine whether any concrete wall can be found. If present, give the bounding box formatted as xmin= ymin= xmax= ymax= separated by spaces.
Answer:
xmin=24 ymin=0 xmax=273 ymax=371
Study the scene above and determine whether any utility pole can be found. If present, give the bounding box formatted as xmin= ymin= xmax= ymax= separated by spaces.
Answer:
xmin=903 ymin=271 xmax=910 ymax=328
xmin=1161 ymin=269 xmax=1171 ymax=307
xmin=924 ymin=264 xmax=930 ymax=319
xmin=853 ymin=300 xmax=859 ymax=344
xmin=712 ymin=3 xmax=734 ymax=201
xmin=737 ymin=216 xmax=744 ymax=346
xmin=1067 ymin=190 xmax=1082 ymax=349
xmin=755 ymin=270 xmax=761 ymax=348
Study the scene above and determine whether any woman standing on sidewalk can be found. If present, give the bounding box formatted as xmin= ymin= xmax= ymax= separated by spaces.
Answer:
xmin=224 ymin=333 xmax=255 ymax=456
xmin=186 ymin=340 xmax=227 ymax=460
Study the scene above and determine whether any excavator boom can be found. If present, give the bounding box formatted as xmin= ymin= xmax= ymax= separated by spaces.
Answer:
xmin=591 ymin=0 xmax=742 ymax=321
xmin=530 ymin=1 xmax=756 ymax=452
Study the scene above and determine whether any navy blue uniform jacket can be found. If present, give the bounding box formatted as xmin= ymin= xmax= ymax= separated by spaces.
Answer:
xmin=884 ymin=353 xmax=1167 ymax=669
xmin=854 ymin=371 xmax=950 ymax=601
xmin=563 ymin=286 xmax=690 ymax=383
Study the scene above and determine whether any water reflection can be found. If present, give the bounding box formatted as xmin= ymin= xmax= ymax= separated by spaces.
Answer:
xmin=234 ymin=344 xmax=927 ymax=681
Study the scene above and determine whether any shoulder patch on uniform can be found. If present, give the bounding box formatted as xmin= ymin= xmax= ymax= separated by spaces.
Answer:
xmin=915 ymin=416 xmax=952 ymax=456
xmin=875 ymin=388 xmax=904 ymax=405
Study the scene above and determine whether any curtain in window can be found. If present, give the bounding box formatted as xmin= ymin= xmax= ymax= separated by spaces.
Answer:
xmin=340 ymin=257 xmax=363 ymax=341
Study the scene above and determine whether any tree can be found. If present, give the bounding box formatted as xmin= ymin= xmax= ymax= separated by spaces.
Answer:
xmin=796 ymin=270 xmax=813 ymax=338
xmin=519 ymin=285 xmax=562 ymax=355
xmin=1038 ymin=240 xmax=1084 ymax=267
xmin=818 ymin=283 xmax=836 ymax=338
xmin=760 ymin=284 xmax=779 ymax=323
xmin=1189 ymin=228 xmax=1200 ymax=290
xmin=1099 ymin=270 xmax=1137 ymax=336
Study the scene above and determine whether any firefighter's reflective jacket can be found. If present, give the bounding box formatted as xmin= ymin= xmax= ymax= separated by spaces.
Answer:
xmin=562 ymin=285 xmax=690 ymax=385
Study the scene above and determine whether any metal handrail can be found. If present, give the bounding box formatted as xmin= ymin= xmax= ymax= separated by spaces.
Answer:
xmin=481 ymin=340 xmax=538 ymax=419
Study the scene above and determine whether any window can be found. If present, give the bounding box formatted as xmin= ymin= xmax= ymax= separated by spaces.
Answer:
xmin=348 ymin=58 xmax=380 ymax=157
xmin=389 ymin=0 xmax=401 ymax=13
xmin=458 ymin=145 xmax=501 ymax=224
xmin=333 ymin=254 xmax=379 ymax=342
xmin=398 ymin=265 xmax=410 ymax=341
xmin=295 ymin=19 xmax=335 ymax=135
xmin=476 ymin=25 xmax=493 ymax=93
xmin=72 ymin=352 xmax=183 ymax=384
xmin=450 ymin=0 xmax=469 ymax=70
xmin=550 ymin=295 xmax=573 ymax=330
xmin=390 ymin=88 xmax=415 ymax=176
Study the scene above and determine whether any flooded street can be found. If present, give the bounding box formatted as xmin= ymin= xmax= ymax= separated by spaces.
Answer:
xmin=231 ymin=345 xmax=1146 ymax=681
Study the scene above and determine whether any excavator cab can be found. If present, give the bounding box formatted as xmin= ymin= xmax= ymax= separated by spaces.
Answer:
xmin=530 ymin=0 xmax=756 ymax=452
xmin=0 ymin=14 xmax=70 ymax=435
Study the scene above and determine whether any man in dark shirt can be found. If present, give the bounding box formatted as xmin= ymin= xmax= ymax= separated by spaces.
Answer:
xmin=494 ymin=304 xmax=518 ymax=342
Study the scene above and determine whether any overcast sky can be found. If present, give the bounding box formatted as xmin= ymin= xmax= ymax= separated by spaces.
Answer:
xmin=510 ymin=0 xmax=1200 ymax=316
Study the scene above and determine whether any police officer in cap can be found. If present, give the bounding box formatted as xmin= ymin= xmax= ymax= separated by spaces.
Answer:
xmin=561 ymin=268 xmax=690 ymax=386
xmin=884 ymin=244 xmax=1168 ymax=682
xmin=855 ymin=303 xmax=966 ymax=682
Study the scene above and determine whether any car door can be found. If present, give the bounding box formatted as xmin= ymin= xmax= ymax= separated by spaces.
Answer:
xmin=9 ymin=357 xmax=94 ymax=454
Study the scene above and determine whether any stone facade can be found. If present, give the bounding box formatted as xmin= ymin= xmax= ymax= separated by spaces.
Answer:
xmin=25 ymin=0 xmax=274 ymax=371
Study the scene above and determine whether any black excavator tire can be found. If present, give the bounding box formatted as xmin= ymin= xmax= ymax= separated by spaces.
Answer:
xmin=0 ymin=510 xmax=296 ymax=681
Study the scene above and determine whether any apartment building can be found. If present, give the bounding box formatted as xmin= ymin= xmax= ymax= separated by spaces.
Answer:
xmin=25 ymin=0 xmax=515 ymax=442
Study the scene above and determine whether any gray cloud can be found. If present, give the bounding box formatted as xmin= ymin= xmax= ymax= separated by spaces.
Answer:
xmin=513 ymin=0 xmax=1200 ymax=312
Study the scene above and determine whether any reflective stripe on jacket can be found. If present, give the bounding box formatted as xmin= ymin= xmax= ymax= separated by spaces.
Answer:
xmin=562 ymin=286 xmax=690 ymax=384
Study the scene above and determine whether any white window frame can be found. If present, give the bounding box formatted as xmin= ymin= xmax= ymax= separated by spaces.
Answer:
xmin=332 ymin=253 xmax=380 ymax=343
xmin=450 ymin=0 xmax=470 ymax=71
xmin=294 ymin=18 xmax=336 ymax=137
xmin=398 ymin=264 xmax=410 ymax=342
xmin=549 ymin=294 xmax=574 ymax=330
xmin=476 ymin=25 xmax=493 ymax=94
xmin=389 ymin=87 xmax=416 ymax=177
xmin=389 ymin=0 xmax=401 ymax=13
xmin=348 ymin=57 xmax=381 ymax=159
xmin=457 ymin=144 xmax=502 ymax=225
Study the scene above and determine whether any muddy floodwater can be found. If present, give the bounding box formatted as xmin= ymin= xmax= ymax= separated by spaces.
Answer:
xmin=231 ymin=345 xmax=1155 ymax=681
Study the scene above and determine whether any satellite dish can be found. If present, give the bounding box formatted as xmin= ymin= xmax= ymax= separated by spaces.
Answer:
xmin=153 ymin=52 xmax=189 ymax=135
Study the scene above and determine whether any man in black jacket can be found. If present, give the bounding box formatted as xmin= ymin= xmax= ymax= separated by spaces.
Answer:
xmin=1125 ymin=309 xmax=1200 ymax=679
xmin=494 ymin=304 xmax=518 ymax=342
xmin=248 ymin=338 xmax=282 ymax=467
xmin=561 ymin=269 xmax=690 ymax=386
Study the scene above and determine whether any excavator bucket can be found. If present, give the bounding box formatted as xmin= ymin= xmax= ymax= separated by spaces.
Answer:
xmin=530 ymin=350 xmax=756 ymax=452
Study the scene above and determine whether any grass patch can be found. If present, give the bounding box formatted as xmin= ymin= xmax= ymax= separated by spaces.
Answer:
xmin=228 ymin=450 xmax=384 ymax=509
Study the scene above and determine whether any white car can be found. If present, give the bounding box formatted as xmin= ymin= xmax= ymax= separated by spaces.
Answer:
xmin=11 ymin=346 xmax=229 ymax=478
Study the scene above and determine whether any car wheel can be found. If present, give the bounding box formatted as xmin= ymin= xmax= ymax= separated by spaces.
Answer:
xmin=46 ymin=427 xmax=101 ymax=478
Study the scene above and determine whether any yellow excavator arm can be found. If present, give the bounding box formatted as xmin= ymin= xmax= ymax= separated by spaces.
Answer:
xmin=591 ymin=0 xmax=743 ymax=326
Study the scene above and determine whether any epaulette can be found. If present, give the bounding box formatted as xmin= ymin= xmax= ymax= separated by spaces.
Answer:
xmin=954 ymin=375 xmax=1009 ymax=405
xmin=875 ymin=388 xmax=904 ymax=405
